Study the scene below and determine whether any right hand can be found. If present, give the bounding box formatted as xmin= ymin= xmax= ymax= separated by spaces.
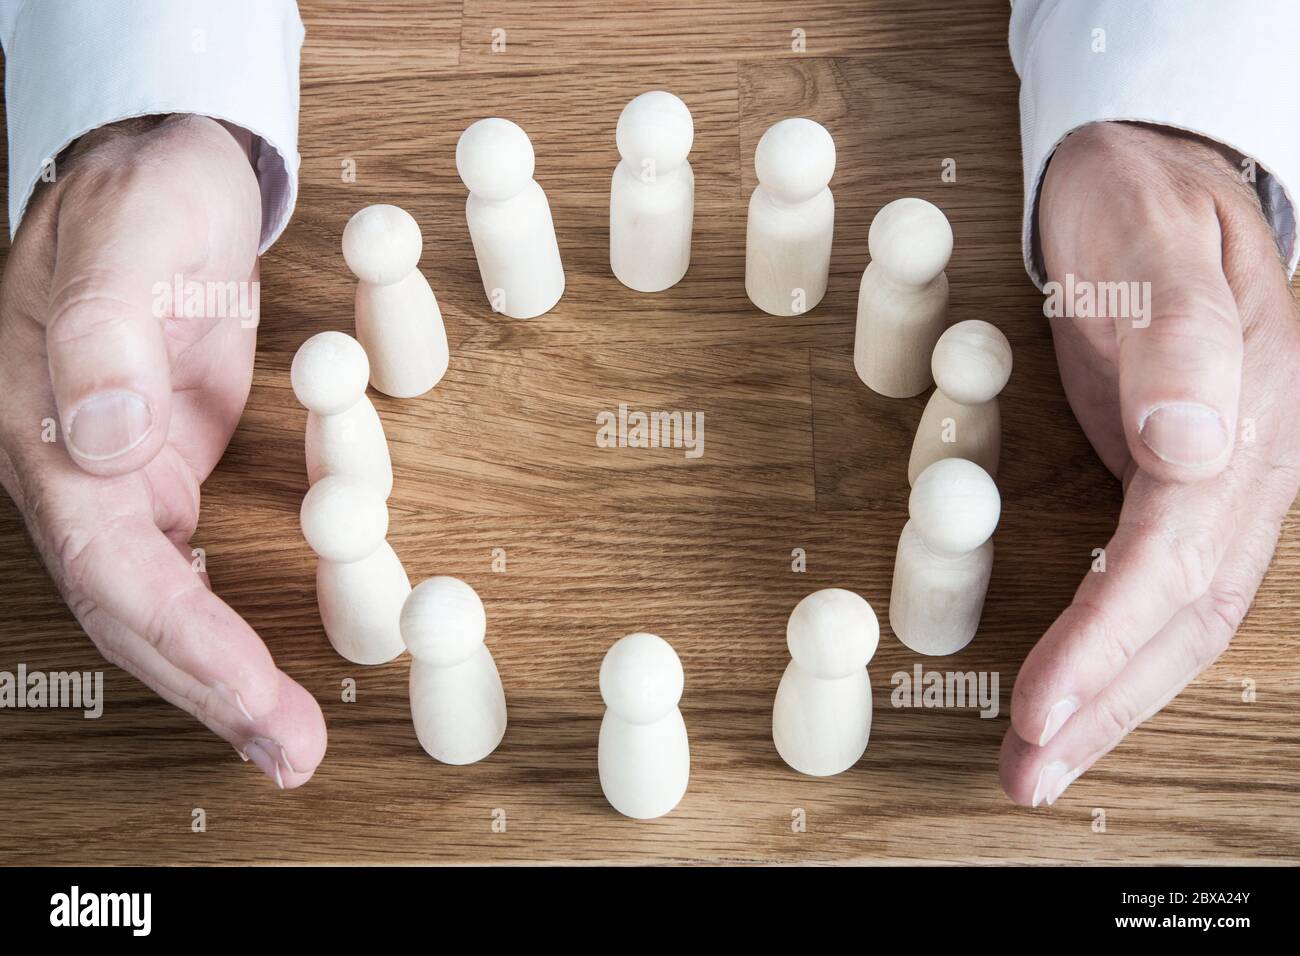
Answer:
xmin=0 ymin=114 xmax=326 ymax=788
xmin=999 ymin=122 xmax=1300 ymax=806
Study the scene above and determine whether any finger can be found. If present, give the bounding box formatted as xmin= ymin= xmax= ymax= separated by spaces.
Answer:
xmin=1010 ymin=469 xmax=1234 ymax=746
xmin=1002 ymin=443 xmax=1294 ymax=808
xmin=85 ymin=604 xmax=326 ymax=789
xmin=44 ymin=173 xmax=205 ymax=477
xmin=1002 ymin=598 xmax=1227 ymax=806
xmin=166 ymin=262 xmax=259 ymax=480
xmin=1048 ymin=312 xmax=1128 ymax=479
xmin=243 ymin=672 xmax=328 ymax=790
xmin=63 ymin=509 xmax=284 ymax=720
xmin=1112 ymin=238 xmax=1242 ymax=481
xmin=1002 ymin=571 xmax=1249 ymax=808
xmin=1038 ymin=126 xmax=1243 ymax=482
xmin=50 ymin=470 xmax=326 ymax=789
xmin=163 ymin=534 xmax=325 ymax=789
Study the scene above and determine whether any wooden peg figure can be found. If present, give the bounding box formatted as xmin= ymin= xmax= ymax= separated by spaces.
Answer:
xmin=908 ymin=319 xmax=1012 ymax=484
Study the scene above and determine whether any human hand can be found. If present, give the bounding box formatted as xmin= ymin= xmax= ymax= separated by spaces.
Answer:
xmin=0 ymin=114 xmax=326 ymax=787
xmin=1000 ymin=121 xmax=1300 ymax=805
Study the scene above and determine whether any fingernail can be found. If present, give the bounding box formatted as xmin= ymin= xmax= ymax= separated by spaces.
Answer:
xmin=210 ymin=681 xmax=254 ymax=722
xmin=66 ymin=391 xmax=152 ymax=460
xmin=1032 ymin=760 xmax=1070 ymax=807
xmin=1039 ymin=698 xmax=1078 ymax=746
xmin=1048 ymin=766 xmax=1083 ymax=805
xmin=274 ymin=740 xmax=300 ymax=776
xmin=243 ymin=737 xmax=287 ymax=789
xmin=1139 ymin=402 xmax=1229 ymax=467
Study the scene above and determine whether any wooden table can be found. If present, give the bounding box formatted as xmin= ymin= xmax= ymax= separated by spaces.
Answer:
xmin=0 ymin=0 xmax=1296 ymax=865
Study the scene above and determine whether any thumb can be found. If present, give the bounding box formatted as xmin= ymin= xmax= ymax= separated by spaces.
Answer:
xmin=45 ymin=173 xmax=195 ymax=475
xmin=1113 ymin=234 xmax=1241 ymax=482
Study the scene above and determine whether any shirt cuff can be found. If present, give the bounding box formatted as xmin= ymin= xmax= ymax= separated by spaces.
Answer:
xmin=1010 ymin=0 xmax=1300 ymax=289
xmin=3 ymin=0 xmax=303 ymax=253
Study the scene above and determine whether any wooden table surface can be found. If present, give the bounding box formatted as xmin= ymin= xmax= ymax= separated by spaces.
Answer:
xmin=1 ymin=0 xmax=1297 ymax=865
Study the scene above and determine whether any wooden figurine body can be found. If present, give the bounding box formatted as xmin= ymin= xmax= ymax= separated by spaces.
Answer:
xmin=291 ymin=330 xmax=393 ymax=498
xmin=300 ymin=475 xmax=409 ymax=665
xmin=854 ymin=198 xmax=953 ymax=398
xmin=890 ymin=458 xmax=1001 ymax=656
xmin=343 ymin=204 xmax=449 ymax=398
xmin=908 ymin=319 xmax=1012 ymax=484
xmin=316 ymin=541 xmax=412 ymax=665
xmin=745 ymin=117 xmax=836 ymax=317
xmin=402 ymin=577 xmax=506 ymax=765
xmin=610 ymin=90 xmax=695 ymax=292
xmin=772 ymin=588 xmax=878 ymax=777
xmin=598 ymin=632 xmax=689 ymax=819
xmin=457 ymin=118 xmax=565 ymax=319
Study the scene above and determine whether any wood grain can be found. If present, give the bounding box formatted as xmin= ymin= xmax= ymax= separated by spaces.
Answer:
xmin=0 ymin=0 xmax=1297 ymax=865
xmin=459 ymin=0 xmax=1010 ymax=66
xmin=299 ymin=0 xmax=464 ymax=79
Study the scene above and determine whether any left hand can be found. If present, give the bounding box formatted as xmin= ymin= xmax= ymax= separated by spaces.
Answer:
xmin=0 ymin=114 xmax=327 ymax=788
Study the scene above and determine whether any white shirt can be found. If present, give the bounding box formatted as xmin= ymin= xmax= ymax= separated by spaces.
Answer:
xmin=0 ymin=0 xmax=303 ymax=253
xmin=2 ymin=0 xmax=1296 ymax=283
xmin=1011 ymin=0 xmax=1300 ymax=286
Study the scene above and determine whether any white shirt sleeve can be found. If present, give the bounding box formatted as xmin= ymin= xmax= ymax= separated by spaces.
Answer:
xmin=1 ymin=0 xmax=303 ymax=253
xmin=1010 ymin=0 xmax=1300 ymax=288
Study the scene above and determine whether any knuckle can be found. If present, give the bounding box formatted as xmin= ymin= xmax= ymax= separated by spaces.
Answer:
xmin=170 ymin=675 xmax=224 ymax=725
xmin=1122 ymin=514 xmax=1222 ymax=606
xmin=91 ymin=638 xmax=130 ymax=672
xmin=1089 ymin=691 xmax=1134 ymax=743
xmin=59 ymin=157 xmax=152 ymax=216
xmin=1166 ymin=281 xmax=1238 ymax=320
xmin=1096 ymin=620 xmax=1137 ymax=676
xmin=81 ymin=603 xmax=224 ymax=728
xmin=143 ymin=603 xmax=181 ymax=660
xmin=68 ymin=592 xmax=100 ymax=630
xmin=54 ymin=520 xmax=102 ymax=596
xmin=1075 ymin=599 xmax=1137 ymax=675
xmin=140 ymin=580 xmax=208 ymax=658
xmin=1197 ymin=591 xmax=1249 ymax=662
xmin=153 ymin=454 xmax=203 ymax=536
xmin=1165 ymin=523 xmax=1223 ymax=602
xmin=1135 ymin=317 xmax=1239 ymax=368
xmin=46 ymin=286 xmax=141 ymax=348
xmin=85 ymin=632 xmax=155 ymax=693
